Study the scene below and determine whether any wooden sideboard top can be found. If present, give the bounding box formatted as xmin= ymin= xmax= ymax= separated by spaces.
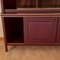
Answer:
xmin=1 ymin=13 xmax=60 ymax=17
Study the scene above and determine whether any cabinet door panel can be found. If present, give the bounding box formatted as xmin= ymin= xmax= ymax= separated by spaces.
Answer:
xmin=24 ymin=17 xmax=57 ymax=44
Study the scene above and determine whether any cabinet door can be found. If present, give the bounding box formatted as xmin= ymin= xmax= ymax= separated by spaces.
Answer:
xmin=24 ymin=17 xmax=57 ymax=44
xmin=56 ymin=18 xmax=60 ymax=43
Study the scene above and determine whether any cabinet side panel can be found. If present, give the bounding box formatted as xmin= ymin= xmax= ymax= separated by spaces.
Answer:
xmin=56 ymin=18 xmax=60 ymax=43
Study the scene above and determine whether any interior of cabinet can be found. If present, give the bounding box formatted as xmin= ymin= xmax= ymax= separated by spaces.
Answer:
xmin=3 ymin=0 xmax=16 ymax=9
xmin=3 ymin=17 xmax=24 ymax=43
xmin=17 ymin=0 xmax=36 ymax=8
xmin=2 ymin=0 xmax=60 ymax=13
xmin=17 ymin=0 xmax=60 ymax=8
xmin=38 ymin=0 xmax=55 ymax=8
xmin=3 ymin=0 xmax=17 ymax=13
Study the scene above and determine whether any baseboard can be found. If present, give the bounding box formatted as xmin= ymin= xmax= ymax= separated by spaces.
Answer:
xmin=0 ymin=37 xmax=4 ymax=41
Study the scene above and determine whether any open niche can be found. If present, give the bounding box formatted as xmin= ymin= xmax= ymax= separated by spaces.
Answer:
xmin=2 ymin=0 xmax=16 ymax=13
xmin=3 ymin=17 xmax=24 ymax=43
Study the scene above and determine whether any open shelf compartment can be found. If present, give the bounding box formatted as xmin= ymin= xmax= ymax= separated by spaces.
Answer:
xmin=3 ymin=17 xmax=24 ymax=43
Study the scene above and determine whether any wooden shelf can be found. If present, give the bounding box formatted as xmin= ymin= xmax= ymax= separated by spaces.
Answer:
xmin=2 ymin=13 xmax=60 ymax=17
xmin=3 ymin=8 xmax=60 ymax=14
xmin=7 ymin=37 xmax=24 ymax=43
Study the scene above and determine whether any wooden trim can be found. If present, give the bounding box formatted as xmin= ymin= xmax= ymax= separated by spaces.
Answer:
xmin=4 ymin=8 xmax=60 ymax=13
xmin=17 ymin=8 xmax=60 ymax=10
xmin=7 ymin=43 xmax=60 ymax=46
xmin=1 ymin=13 xmax=60 ymax=17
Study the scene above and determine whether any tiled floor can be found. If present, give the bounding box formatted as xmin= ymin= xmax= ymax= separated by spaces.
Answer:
xmin=0 ymin=39 xmax=60 ymax=60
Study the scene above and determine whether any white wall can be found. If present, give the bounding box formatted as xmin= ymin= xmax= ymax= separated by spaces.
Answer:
xmin=0 ymin=1 xmax=3 ymax=37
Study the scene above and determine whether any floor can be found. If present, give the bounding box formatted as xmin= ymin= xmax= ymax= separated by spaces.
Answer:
xmin=0 ymin=39 xmax=60 ymax=60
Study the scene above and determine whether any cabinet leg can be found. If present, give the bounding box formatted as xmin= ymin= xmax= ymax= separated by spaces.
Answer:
xmin=6 ymin=47 xmax=8 ymax=52
xmin=5 ymin=45 xmax=8 ymax=52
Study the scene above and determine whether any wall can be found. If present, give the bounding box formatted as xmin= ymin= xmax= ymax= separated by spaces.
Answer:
xmin=0 ymin=1 xmax=3 ymax=37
